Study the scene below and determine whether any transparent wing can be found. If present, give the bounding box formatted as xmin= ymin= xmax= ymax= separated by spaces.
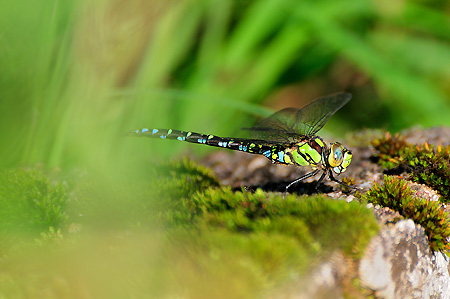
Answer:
xmin=247 ymin=92 xmax=351 ymax=142
xmin=246 ymin=108 xmax=303 ymax=143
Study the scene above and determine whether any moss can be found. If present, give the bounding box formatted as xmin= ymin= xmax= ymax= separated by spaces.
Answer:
xmin=145 ymin=159 xmax=221 ymax=226
xmin=163 ymin=227 xmax=314 ymax=297
xmin=364 ymin=175 xmax=450 ymax=254
xmin=371 ymin=131 xmax=409 ymax=169
xmin=149 ymin=159 xmax=220 ymax=201
xmin=338 ymin=177 xmax=357 ymax=193
xmin=147 ymin=159 xmax=378 ymax=258
xmin=371 ymin=132 xmax=450 ymax=203
xmin=189 ymin=188 xmax=378 ymax=258
xmin=34 ymin=227 xmax=64 ymax=246
xmin=155 ymin=159 xmax=220 ymax=192
xmin=403 ymin=143 xmax=450 ymax=203
xmin=151 ymin=187 xmax=379 ymax=297
xmin=0 ymin=169 xmax=68 ymax=234
xmin=145 ymin=159 xmax=378 ymax=295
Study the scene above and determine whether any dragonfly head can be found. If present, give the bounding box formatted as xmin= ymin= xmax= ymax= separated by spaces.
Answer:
xmin=327 ymin=142 xmax=352 ymax=174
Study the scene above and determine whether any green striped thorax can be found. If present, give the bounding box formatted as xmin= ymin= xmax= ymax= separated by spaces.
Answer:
xmin=284 ymin=137 xmax=352 ymax=175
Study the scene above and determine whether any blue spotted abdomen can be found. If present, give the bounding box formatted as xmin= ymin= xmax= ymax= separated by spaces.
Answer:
xmin=131 ymin=128 xmax=324 ymax=168
xmin=132 ymin=128 xmax=277 ymax=156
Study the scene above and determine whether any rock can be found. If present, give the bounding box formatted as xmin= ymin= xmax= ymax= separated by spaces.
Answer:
xmin=403 ymin=127 xmax=450 ymax=146
xmin=271 ymin=251 xmax=349 ymax=299
xmin=359 ymin=219 xmax=450 ymax=298
xmin=298 ymin=251 xmax=348 ymax=299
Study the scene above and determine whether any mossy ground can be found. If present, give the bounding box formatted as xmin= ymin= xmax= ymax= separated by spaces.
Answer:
xmin=0 ymin=161 xmax=378 ymax=298
xmin=368 ymin=131 xmax=450 ymax=255
xmin=371 ymin=132 xmax=450 ymax=203
xmin=0 ymin=169 xmax=68 ymax=234
xmin=364 ymin=175 xmax=450 ymax=254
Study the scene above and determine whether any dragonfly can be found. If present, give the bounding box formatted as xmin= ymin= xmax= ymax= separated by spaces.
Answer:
xmin=131 ymin=92 xmax=353 ymax=192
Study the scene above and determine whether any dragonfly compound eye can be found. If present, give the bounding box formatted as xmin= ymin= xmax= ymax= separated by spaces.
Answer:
xmin=341 ymin=149 xmax=352 ymax=170
xmin=329 ymin=144 xmax=352 ymax=174
xmin=328 ymin=142 xmax=344 ymax=168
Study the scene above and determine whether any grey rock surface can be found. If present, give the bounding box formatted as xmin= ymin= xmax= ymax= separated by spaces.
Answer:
xmin=359 ymin=219 xmax=450 ymax=299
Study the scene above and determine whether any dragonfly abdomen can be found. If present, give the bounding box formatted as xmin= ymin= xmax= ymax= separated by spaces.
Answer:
xmin=133 ymin=128 xmax=219 ymax=145
xmin=132 ymin=129 xmax=325 ymax=168
xmin=132 ymin=128 xmax=275 ymax=155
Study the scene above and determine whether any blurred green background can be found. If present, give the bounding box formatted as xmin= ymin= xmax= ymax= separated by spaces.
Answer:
xmin=0 ymin=0 xmax=449 ymax=171
xmin=0 ymin=0 xmax=449 ymax=296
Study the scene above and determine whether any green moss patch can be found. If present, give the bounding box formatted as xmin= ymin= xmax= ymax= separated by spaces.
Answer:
xmin=153 ymin=159 xmax=221 ymax=195
xmin=152 ymin=186 xmax=379 ymax=297
xmin=138 ymin=160 xmax=378 ymax=296
xmin=371 ymin=132 xmax=450 ymax=203
xmin=0 ymin=169 xmax=68 ymax=234
xmin=144 ymin=159 xmax=221 ymax=226
xmin=371 ymin=132 xmax=410 ymax=169
xmin=364 ymin=175 xmax=450 ymax=254
xmin=143 ymin=160 xmax=378 ymax=260
xmin=188 ymin=188 xmax=378 ymax=258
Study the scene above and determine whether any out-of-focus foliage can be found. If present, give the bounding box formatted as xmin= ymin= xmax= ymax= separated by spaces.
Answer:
xmin=0 ymin=169 xmax=68 ymax=234
xmin=0 ymin=0 xmax=449 ymax=170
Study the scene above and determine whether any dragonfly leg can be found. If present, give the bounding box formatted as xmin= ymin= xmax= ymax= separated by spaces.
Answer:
xmin=314 ymin=171 xmax=327 ymax=190
xmin=285 ymin=169 xmax=320 ymax=192
xmin=328 ymin=171 xmax=358 ymax=189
